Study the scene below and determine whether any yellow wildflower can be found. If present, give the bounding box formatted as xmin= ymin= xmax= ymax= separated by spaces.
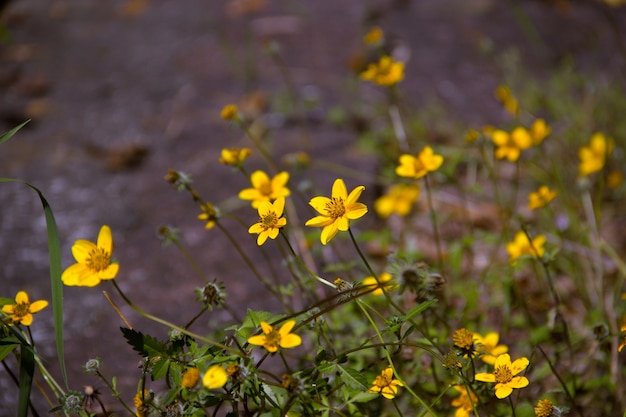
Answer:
xmin=578 ymin=132 xmax=614 ymax=176
xmin=360 ymin=55 xmax=404 ymax=86
xmin=451 ymin=385 xmax=478 ymax=417
xmin=203 ymin=365 xmax=228 ymax=389
xmin=492 ymin=127 xmax=532 ymax=162
xmin=374 ymin=183 xmax=419 ymax=218
xmin=368 ymin=367 xmax=403 ymax=399
xmin=220 ymin=104 xmax=239 ymax=121
xmin=364 ymin=26 xmax=384 ymax=45
xmin=197 ymin=202 xmax=219 ymax=230
xmin=248 ymin=320 xmax=302 ymax=353
xmin=304 ymin=178 xmax=368 ymax=245
xmin=395 ymin=146 xmax=444 ymax=179
xmin=495 ymin=85 xmax=519 ymax=116
xmin=528 ymin=185 xmax=557 ymax=210
xmin=475 ymin=353 xmax=529 ymax=399
xmin=362 ymin=272 xmax=395 ymax=295
xmin=248 ymin=197 xmax=287 ymax=245
xmin=506 ymin=231 xmax=546 ymax=263
xmin=453 ymin=328 xmax=476 ymax=357
xmin=181 ymin=367 xmax=200 ymax=389
xmin=607 ymin=170 xmax=623 ymax=189
xmin=62 ymin=225 xmax=119 ymax=287
xmin=238 ymin=170 xmax=290 ymax=208
xmin=530 ymin=118 xmax=551 ymax=145
xmin=219 ymin=147 xmax=251 ymax=166
xmin=2 ymin=291 xmax=48 ymax=326
xmin=473 ymin=332 xmax=508 ymax=365
xmin=534 ymin=399 xmax=561 ymax=417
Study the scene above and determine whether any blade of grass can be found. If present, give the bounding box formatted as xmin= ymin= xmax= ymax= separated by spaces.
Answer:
xmin=0 ymin=120 xmax=30 ymax=145
xmin=17 ymin=344 xmax=35 ymax=417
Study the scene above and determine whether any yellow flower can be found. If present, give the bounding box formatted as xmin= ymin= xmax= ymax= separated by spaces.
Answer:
xmin=360 ymin=55 xmax=404 ymax=86
xmin=219 ymin=147 xmax=251 ymax=166
xmin=492 ymin=127 xmax=532 ymax=161
xmin=475 ymin=353 xmax=529 ymax=399
xmin=197 ymin=202 xmax=219 ymax=230
xmin=362 ymin=272 xmax=395 ymax=295
xmin=181 ymin=367 xmax=200 ymax=389
xmin=374 ymin=183 xmax=419 ymax=218
xmin=578 ymin=132 xmax=614 ymax=176
xmin=304 ymin=178 xmax=368 ymax=245
xmin=530 ymin=118 xmax=551 ymax=145
xmin=395 ymin=146 xmax=444 ymax=179
xmin=62 ymin=225 xmax=119 ymax=287
xmin=465 ymin=129 xmax=480 ymax=144
xmin=220 ymin=104 xmax=239 ymax=121
xmin=473 ymin=332 xmax=509 ymax=365
xmin=203 ymin=365 xmax=228 ymax=389
xmin=495 ymin=85 xmax=519 ymax=116
xmin=368 ymin=367 xmax=403 ymax=399
xmin=506 ymin=231 xmax=546 ymax=263
xmin=2 ymin=291 xmax=48 ymax=326
xmin=451 ymin=385 xmax=478 ymax=417
xmin=364 ymin=26 xmax=384 ymax=45
xmin=248 ymin=320 xmax=302 ymax=353
xmin=607 ymin=170 xmax=624 ymax=189
xmin=534 ymin=399 xmax=559 ymax=417
xmin=452 ymin=328 xmax=476 ymax=356
xmin=248 ymin=197 xmax=287 ymax=245
xmin=238 ymin=170 xmax=291 ymax=209
xmin=528 ymin=185 xmax=557 ymax=210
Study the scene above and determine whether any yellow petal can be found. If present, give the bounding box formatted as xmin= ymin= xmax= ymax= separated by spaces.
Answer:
xmin=15 ymin=291 xmax=29 ymax=304
xmin=507 ymin=376 xmax=529 ymax=389
xmin=305 ymin=215 xmax=334 ymax=228
xmin=279 ymin=333 xmax=302 ymax=349
xmin=97 ymin=225 xmax=114 ymax=254
xmin=346 ymin=203 xmax=368 ymax=220
xmin=346 ymin=185 xmax=365 ymax=206
xmin=61 ymin=263 xmax=90 ymax=286
xmin=257 ymin=231 xmax=269 ymax=246
xmin=331 ymin=179 xmax=348 ymax=200
xmin=494 ymin=353 xmax=511 ymax=368
xmin=98 ymin=263 xmax=119 ymax=281
xmin=29 ymin=300 xmax=48 ymax=313
xmin=320 ymin=223 xmax=339 ymax=245
xmin=494 ymin=385 xmax=513 ymax=399
xmin=72 ymin=240 xmax=97 ymax=263
xmin=279 ymin=320 xmax=296 ymax=335
xmin=272 ymin=197 xmax=286 ymax=216
xmin=248 ymin=223 xmax=265 ymax=234
xmin=247 ymin=335 xmax=267 ymax=346
xmin=260 ymin=321 xmax=273 ymax=334
xmin=20 ymin=313 xmax=34 ymax=326
xmin=474 ymin=372 xmax=496 ymax=382
xmin=309 ymin=196 xmax=331 ymax=214
xmin=250 ymin=170 xmax=270 ymax=189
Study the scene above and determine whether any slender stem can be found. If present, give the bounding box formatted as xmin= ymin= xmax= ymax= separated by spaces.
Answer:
xmin=508 ymin=395 xmax=517 ymax=417
xmin=95 ymin=369 xmax=135 ymax=415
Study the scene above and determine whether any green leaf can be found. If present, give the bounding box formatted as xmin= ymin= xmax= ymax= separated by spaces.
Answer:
xmin=337 ymin=366 xmax=368 ymax=391
xmin=151 ymin=358 xmax=171 ymax=381
xmin=121 ymin=327 xmax=167 ymax=358
xmin=405 ymin=300 xmax=436 ymax=321
xmin=17 ymin=344 xmax=35 ymax=417
xmin=0 ymin=341 xmax=18 ymax=361
xmin=0 ymin=120 xmax=29 ymax=145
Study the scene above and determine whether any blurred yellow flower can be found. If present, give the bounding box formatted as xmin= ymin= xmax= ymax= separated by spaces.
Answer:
xmin=451 ymin=385 xmax=478 ymax=417
xmin=362 ymin=272 xmax=395 ymax=295
xmin=181 ymin=367 xmax=200 ymax=389
xmin=578 ymin=133 xmax=614 ymax=176
xmin=530 ymin=118 xmax=551 ymax=145
xmin=62 ymin=225 xmax=119 ymax=287
xmin=374 ymin=183 xmax=419 ymax=218
xmin=220 ymin=104 xmax=239 ymax=121
xmin=248 ymin=320 xmax=302 ymax=352
xmin=248 ymin=197 xmax=287 ymax=245
xmin=2 ymin=291 xmax=48 ymax=326
xmin=473 ymin=332 xmax=509 ymax=365
xmin=607 ymin=170 xmax=624 ymax=189
xmin=465 ymin=129 xmax=480 ymax=144
xmin=528 ymin=185 xmax=557 ymax=210
xmin=203 ymin=365 xmax=227 ymax=389
xmin=492 ymin=127 xmax=532 ymax=162
xmin=364 ymin=26 xmax=384 ymax=45
xmin=395 ymin=146 xmax=444 ymax=179
xmin=219 ymin=147 xmax=251 ymax=166
xmin=495 ymin=85 xmax=519 ymax=116
xmin=305 ymin=178 xmax=368 ymax=245
xmin=198 ymin=202 xmax=219 ymax=230
xmin=238 ymin=170 xmax=291 ymax=208
xmin=506 ymin=231 xmax=546 ymax=263
xmin=368 ymin=367 xmax=403 ymax=399
xmin=360 ymin=55 xmax=404 ymax=86
xmin=475 ymin=353 xmax=529 ymax=399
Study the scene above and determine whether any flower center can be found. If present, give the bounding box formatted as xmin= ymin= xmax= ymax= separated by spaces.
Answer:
xmin=14 ymin=303 xmax=31 ymax=318
xmin=259 ymin=182 xmax=273 ymax=196
xmin=325 ymin=197 xmax=346 ymax=219
xmin=265 ymin=329 xmax=281 ymax=349
xmin=494 ymin=364 xmax=513 ymax=384
xmin=261 ymin=212 xmax=278 ymax=229
xmin=87 ymin=248 xmax=111 ymax=272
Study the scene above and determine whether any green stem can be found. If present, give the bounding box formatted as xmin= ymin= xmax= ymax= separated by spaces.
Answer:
xmin=95 ymin=370 xmax=135 ymax=415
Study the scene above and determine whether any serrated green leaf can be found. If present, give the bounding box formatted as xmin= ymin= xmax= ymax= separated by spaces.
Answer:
xmin=337 ymin=366 xmax=368 ymax=390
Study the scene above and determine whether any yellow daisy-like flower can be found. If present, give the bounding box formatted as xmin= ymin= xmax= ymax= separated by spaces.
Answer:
xmin=364 ymin=26 xmax=384 ymax=45
xmin=368 ymin=367 xmax=403 ymax=399
xmin=578 ymin=132 xmax=614 ymax=176
xmin=395 ymin=146 xmax=444 ymax=179
xmin=248 ymin=197 xmax=287 ymax=245
xmin=61 ymin=225 xmax=119 ymax=287
xmin=452 ymin=328 xmax=476 ymax=357
xmin=506 ymin=231 xmax=546 ymax=263
xmin=181 ymin=367 xmax=200 ymax=389
xmin=473 ymin=332 xmax=509 ymax=365
xmin=528 ymin=185 xmax=558 ymax=210
xmin=374 ymin=183 xmax=419 ymax=218
xmin=530 ymin=118 xmax=551 ymax=145
xmin=219 ymin=147 xmax=251 ymax=166
xmin=197 ymin=202 xmax=219 ymax=230
xmin=362 ymin=272 xmax=395 ymax=295
xmin=495 ymin=85 xmax=520 ymax=116
xmin=220 ymin=104 xmax=239 ymax=121
xmin=451 ymin=385 xmax=478 ymax=417
xmin=475 ymin=353 xmax=529 ymax=399
xmin=2 ymin=291 xmax=48 ymax=326
xmin=492 ymin=127 xmax=532 ymax=162
xmin=534 ymin=399 xmax=559 ymax=417
xmin=203 ymin=365 xmax=228 ymax=389
xmin=360 ymin=55 xmax=404 ymax=86
xmin=304 ymin=178 xmax=368 ymax=245
xmin=248 ymin=320 xmax=302 ymax=353
xmin=238 ymin=170 xmax=291 ymax=209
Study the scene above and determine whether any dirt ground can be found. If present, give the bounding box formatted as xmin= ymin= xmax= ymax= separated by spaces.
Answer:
xmin=1 ymin=0 xmax=625 ymax=414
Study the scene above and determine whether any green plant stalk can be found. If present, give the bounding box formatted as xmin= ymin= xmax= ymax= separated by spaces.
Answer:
xmin=95 ymin=369 xmax=135 ymax=416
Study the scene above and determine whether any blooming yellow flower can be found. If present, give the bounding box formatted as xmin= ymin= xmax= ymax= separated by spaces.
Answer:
xmin=181 ymin=367 xmax=200 ymax=389
xmin=395 ymin=146 xmax=444 ymax=179
xmin=578 ymin=132 xmax=614 ymax=176
xmin=248 ymin=197 xmax=287 ymax=245
xmin=475 ymin=353 xmax=529 ymax=399
xmin=530 ymin=118 xmax=551 ymax=145
xmin=506 ymin=231 xmax=546 ymax=263
xmin=220 ymin=104 xmax=239 ymax=121
xmin=203 ymin=365 xmax=228 ymax=389
xmin=362 ymin=272 xmax=395 ymax=295
xmin=374 ymin=183 xmax=419 ymax=218
xmin=62 ymin=225 xmax=119 ymax=287
xmin=360 ymin=55 xmax=404 ymax=86
xmin=452 ymin=328 xmax=476 ymax=357
xmin=534 ymin=399 xmax=559 ymax=417
xmin=198 ymin=202 xmax=219 ymax=230
xmin=473 ymin=332 xmax=509 ymax=365
xmin=528 ymin=185 xmax=557 ymax=210
xmin=368 ymin=367 xmax=403 ymax=399
xmin=495 ymin=85 xmax=519 ymax=116
xmin=219 ymin=147 xmax=251 ymax=166
xmin=238 ymin=170 xmax=291 ymax=208
xmin=492 ymin=127 xmax=532 ymax=161
xmin=248 ymin=320 xmax=302 ymax=353
xmin=364 ymin=26 xmax=384 ymax=45
xmin=2 ymin=291 xmax=48 ymax=326
xmin=451 ymin=385 xmax=478 ymax=417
